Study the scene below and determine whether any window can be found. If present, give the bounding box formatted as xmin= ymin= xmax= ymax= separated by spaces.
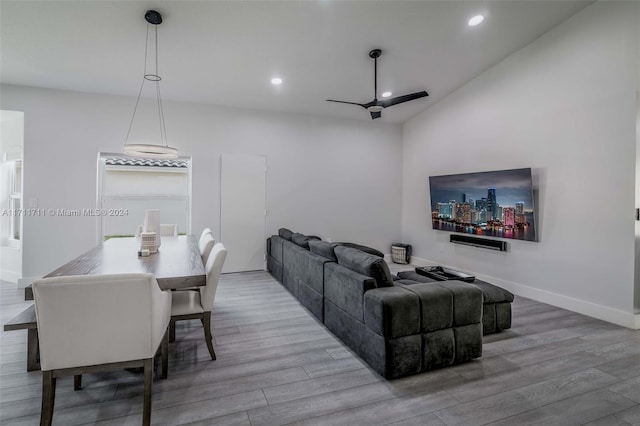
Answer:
xmin=96 ymin=155 xmax=191 ymax=241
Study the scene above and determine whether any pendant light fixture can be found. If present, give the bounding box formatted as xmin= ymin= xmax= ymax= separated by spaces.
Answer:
xmin=123 ymin=10 xmax=178 ymax=159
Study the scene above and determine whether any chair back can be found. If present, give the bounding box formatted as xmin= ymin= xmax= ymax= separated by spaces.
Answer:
xmin=198 ymin=232 xmax=215 ymax=264
xmin=32 ymin=273 xmax=171 ymax=371
xmin=199 ymin=228 xmax=213 ymax=243
xmin=200 ymin=243 xmax=227 ymax=311
xmin=160 ymin=224 xmax=178 ymax=236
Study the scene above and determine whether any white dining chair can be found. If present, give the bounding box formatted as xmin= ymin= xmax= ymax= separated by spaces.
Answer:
xmin=160 ymin=224 xmax=178 ymax=236
xmin=198 ymin=232 xmax=215 ymax=265
xmin=32 ymin=273 xmax=171 ymax=426
xmin=174 ymin=232 xmax=214 ymax=293
xmin=199 ymin=227 xmax=213 ymax=243
xmin=170 ymin=243 xmax=227 ymax=360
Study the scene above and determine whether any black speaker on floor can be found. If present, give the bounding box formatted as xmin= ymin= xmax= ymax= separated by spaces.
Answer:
xmin=450 ymin=234 xmax=507 ymax=251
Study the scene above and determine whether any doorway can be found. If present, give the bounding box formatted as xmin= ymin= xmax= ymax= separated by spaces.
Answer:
xmin=0 ymin=110 xmax=24 ymax=284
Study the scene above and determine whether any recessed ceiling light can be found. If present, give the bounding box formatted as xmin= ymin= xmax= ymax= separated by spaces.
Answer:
xmin=468 ymin=15 xmax=485 ymax=27
xmin=271 ymin=77 xmax=283 ymax=85
xmin=381 ymin=91 xmax=392 ymax=98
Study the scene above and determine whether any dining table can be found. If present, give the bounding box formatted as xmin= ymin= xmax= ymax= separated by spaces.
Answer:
xmin=7 ymin=235 xmax=205 ymax=371
xmin=25 ymin=235 xmax=205 ymax=301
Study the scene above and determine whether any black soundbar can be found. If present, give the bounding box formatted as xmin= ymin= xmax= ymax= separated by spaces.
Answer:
xmin=450 ymin=234 xmax=507 ymax=251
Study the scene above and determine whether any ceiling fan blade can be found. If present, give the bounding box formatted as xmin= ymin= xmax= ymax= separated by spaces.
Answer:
xmin=378 ymin=91 xmax=429 ymax=108
xmin=370 ymin=111 xmax=381 ymax=120
xmin=326 ymin=99 xmax=367 ymax=108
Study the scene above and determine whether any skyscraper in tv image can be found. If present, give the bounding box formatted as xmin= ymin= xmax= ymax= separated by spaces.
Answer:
xmin=486 ymin=188 xmax=497 ymax=220
xmin=429 ymin=168 xmax=537 ymax=242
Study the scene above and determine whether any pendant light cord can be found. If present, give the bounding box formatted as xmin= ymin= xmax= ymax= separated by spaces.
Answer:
xmin=154 ymin=24 xmax=168 ymax=146
xmin=125 ymin=23 xmax=169 ymax=148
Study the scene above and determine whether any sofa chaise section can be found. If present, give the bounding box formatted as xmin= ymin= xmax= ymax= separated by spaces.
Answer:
xmin=324 ymin=246 xmax=483 ymax=379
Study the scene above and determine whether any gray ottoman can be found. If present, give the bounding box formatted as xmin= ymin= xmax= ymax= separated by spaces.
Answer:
xmin=397 ymin=271 xmax=514 ymax=335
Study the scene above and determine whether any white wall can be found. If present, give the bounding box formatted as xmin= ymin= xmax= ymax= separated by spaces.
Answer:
xmin=0 ymin=85 xmax=402 ymax=278
xmin=402 ymin=2 xmax=639 ymax=325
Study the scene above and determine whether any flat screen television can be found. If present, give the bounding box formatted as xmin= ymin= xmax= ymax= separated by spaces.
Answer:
xmin=429 ymin=168 xmax=537 ymax=242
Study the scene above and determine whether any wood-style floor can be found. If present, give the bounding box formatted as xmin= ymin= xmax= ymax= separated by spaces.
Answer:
xmin=3 ymin=270 xmax=640 ymax=425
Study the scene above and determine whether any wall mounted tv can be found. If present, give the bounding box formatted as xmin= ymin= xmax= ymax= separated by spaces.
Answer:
xmin=429 ymin=168 xmax=537 ymax=242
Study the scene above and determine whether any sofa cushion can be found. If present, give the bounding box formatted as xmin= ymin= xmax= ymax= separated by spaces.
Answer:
xmin=433 ymin=281 xmax=483 ymax=327
xmin=395 ymin=282 xmax=453 ymax=332
xmin=334 ymin=246 xmax=393 ymax=288
xmin=454 ymin=324 xmax=483 ymax=362
xmin=469 ymin=281 xmax=514 ymax=304
xmin=308 ymin=240 xmax=338 ymax=262
xmin=291 ymin=233 xmax=320 ymax=249
xmin=278 ymin=228 xmax=294 ymax=241
xmin=335 ymin=242 xmax=384 ymax=258
xmin=423 ymin=329 xmax=455 ymax=369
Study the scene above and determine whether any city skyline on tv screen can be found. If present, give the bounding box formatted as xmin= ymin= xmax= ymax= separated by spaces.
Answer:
xmin=429 ymin=168 xmax=537 ymax=242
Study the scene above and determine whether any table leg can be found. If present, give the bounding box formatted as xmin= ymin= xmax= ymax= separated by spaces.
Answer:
xmin=27 ymin=328 xmax=41 ymax=371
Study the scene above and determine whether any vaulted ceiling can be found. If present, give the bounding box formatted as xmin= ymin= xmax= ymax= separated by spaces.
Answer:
xmin=1 ymin=1 xmax=591 ymax=123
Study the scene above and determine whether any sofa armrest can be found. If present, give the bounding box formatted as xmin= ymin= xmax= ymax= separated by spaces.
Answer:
xmin=364 ymin=287 xmax=421 ymax=338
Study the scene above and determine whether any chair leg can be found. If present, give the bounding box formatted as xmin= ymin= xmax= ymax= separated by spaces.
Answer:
xmin=143 ymin=358 xmax=153 ymax=426
xmin=41 ymin=370 xmax=56 ymax=426
xmin=73 ymin=375 xmax=82 ymax=391
xmin=28 ymin=328 xmax=41 ymax=371
xmin=160 ymin=328 xmax=169 ymax=379
xmin=169 ymin=319 xmax=176 ymax=343
xmin=203 ymin=312 xmax=216 ymax=361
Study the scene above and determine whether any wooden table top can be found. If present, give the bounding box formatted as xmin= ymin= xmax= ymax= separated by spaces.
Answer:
xmin=25 ymin=235 xmax=205 ymax=300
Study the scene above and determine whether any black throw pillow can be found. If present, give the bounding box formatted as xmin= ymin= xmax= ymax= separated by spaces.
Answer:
xmin=309 ymin=240 xmax=338 ymax=262
xmin=291 ymin=233 xmax=319 ymax=249
xmin=278 ymin=228 xmax=294 ymax=241
xmin=334 ymin=242 xmax=384 ymax=258
xmin=334 ymin=246 xmax=394 ymax=288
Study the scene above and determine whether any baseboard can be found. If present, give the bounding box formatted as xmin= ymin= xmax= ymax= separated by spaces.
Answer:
xmin=411 ymin=256 xmax=639 ymax=329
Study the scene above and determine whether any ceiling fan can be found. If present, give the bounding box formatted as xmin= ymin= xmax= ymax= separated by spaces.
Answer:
xmin=327 ymin=49 xmax=429 ymax=120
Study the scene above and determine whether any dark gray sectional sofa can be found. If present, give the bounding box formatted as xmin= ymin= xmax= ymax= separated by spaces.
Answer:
xmin=266 ymin=228 xmax=485 ymax=379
